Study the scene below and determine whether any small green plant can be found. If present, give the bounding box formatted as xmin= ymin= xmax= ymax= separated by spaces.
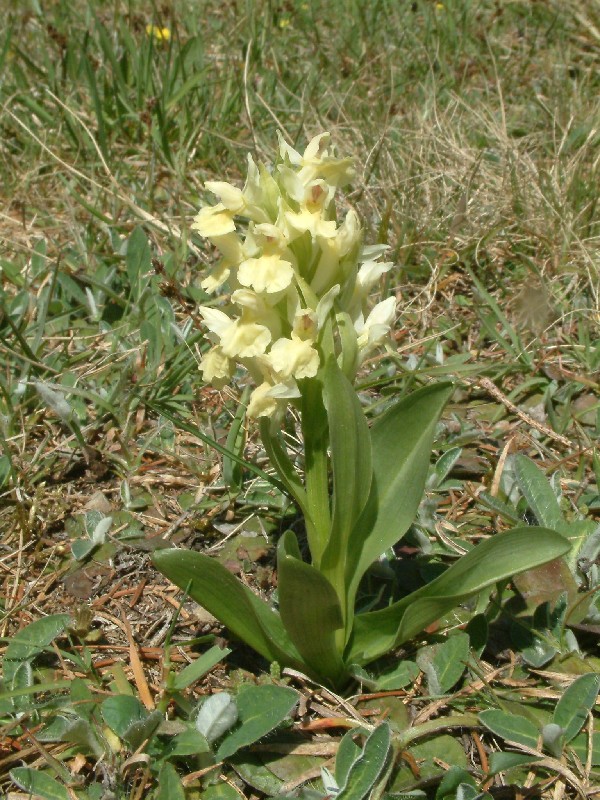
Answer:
xmin=479 ymin=453 xmax=600 ymax=666
xmin=153 ymin=134 xmax=570 ymax=689
xmin=480 ymin=673 xmax=600 ymax=777
xmin=1 ymin=614 xmax=302 ymax=800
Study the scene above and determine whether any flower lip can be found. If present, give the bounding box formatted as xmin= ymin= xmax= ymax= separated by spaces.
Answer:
xmin=237 ymin=254 xmax=295 ymax=294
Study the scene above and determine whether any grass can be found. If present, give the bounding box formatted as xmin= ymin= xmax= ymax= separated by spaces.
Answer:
xmin=1 ymin=0 xmax=599 ymax=797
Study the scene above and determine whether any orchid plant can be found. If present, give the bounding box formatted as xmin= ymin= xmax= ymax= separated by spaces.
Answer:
xmin=153 ymin=133 xmax=569 ymax=689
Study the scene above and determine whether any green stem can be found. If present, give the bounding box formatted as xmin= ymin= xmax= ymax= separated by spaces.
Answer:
xmin=301 ymin=378 xmax=331 ymax=568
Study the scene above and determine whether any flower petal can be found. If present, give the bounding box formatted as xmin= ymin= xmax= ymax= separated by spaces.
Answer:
xmin=192 ymin=204 xmax=236 ymax=237
xmin=204 ymin=182 xmax=245 ymax=212
xmin=238 ymin=254 xmax=295 ymax=294
xmin=268 ymin=334 xmax=320 ymax=380
xmin=200 ymin=346 xmax=234 ymax=388
xmin=220 ymin=320 xmax=271 ymax=358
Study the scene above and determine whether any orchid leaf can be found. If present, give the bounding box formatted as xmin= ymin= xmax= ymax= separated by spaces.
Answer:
xmin=152 ymin=549 xmax=303 ymax=669
xmin=347 ymin=527 xmax=570 ymax=665
xmin=322 ymin=356 xmax=372 ymax=558
xmin=277 ymin=531 xmax=347 ymax=685
xmin=347 ymin=383 xmax=453 ymax=603
xmin=320 ymin=358 xmax=372 ymax=620
xmin=259 ymin=417 xmax=309 ymax=519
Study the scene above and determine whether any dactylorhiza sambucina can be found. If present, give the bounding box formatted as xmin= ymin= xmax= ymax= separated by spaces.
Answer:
xmin=193 ymin=133 xmax=396 ymax=420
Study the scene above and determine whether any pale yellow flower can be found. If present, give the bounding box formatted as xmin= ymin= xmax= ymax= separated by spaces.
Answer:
xmin=311 ymin=209 xmax=362 ymax=295
xmin=200 ymin=346 xmax=234 ymax=388
xmin=247 ymin=379 xmax=301 ymax=419
xmin=238 ymin=254 xmax=295 ymax=294
xmin=199 ymin=233 xmax=244 ymax=294
xmin=355 ymin=296 xmax=396 ymax=355
xmin=268 ymin=334 xmax=320 ymax=380
xmin=220 ymin=320 xmax=271 ymax=358
xmin=292 ymin=308 xmax=318 ymax=340
xmin=247 ymin=382 xmax=279 ymax=418
xmin=199 ymin=306 xmax=271 ymax=359
xmin=201 ymin=263 xmax=231 ymax=294
xmin=204 ymin=181 xmax=245 ymax=212
xmin=192 ymin=204 xmax=236 ymax=238
xmin=284 ymin=206 xmax=337 ymax=241
xmin=279 ymin=132 xmax=355 ymax=187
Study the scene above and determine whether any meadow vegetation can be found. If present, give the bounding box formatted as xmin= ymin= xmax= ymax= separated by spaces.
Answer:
xmin=1 ymin=1 xmax=599 ymax=798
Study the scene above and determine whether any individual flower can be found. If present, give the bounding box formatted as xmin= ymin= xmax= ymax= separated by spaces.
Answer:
xmin=284 ymin=205 xmax=337 ymax=242
xmin=247 ymin=379 xmax=300 ymax=419
xmin=354 ymin=296 xmax=397 ymax=357
xmin=199 ymin=346 xmax=234 ymax=388
xmin=146 ymin=24 xmax=171 ymax=42
xmin=267 ymin=334 xmax=320 ymax=380
xmin=278 ymin=132 xmax=356 ymax=187
xmin=238 ymin=254 xmax=295 ymax=294
xmin=192 ymin=204 xmax=236 ymax=238
xmin=199 ymin=306 xmax=271 ymax=359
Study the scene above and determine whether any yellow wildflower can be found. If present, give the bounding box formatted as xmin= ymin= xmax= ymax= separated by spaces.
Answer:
xmin=146 ymin=24 xmax=171 ymax=42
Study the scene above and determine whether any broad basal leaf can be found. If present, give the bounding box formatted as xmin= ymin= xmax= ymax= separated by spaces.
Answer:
xmin=553 ymin=672 xmax=600 ymax=743
xmin=277 ymin=531 xmax=347 ymax=686
xmin=153 ymin=549 xmax=302 ymax=669
xmin=336 ymin=723 xmax=391 ymax=800
xmin=347 ymin=527 xmax=570 ymax=665
xmin=347 ymin=382 xmax=453 ymax=605
xmin=4 ymin=614 xmax=71 ymax=687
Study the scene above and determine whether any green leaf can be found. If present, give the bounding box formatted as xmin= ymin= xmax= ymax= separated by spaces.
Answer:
xmin=277 ymin=532 xmax=346 ymax=685
xmin=416 ymin=632 xmax=470 ymax=694
xmin=337 ymin=723 xmax=391 ymax=800
xmin=196 ymin=693 xmax=238 ymax=744
xmin=435 ymin=766 xmax=478 ymax=799
xmin=153 ymin=549 xmax=303 ymax=669
xmin=216 ymin=684 xmax=298 ymax=761
xmin=156 ymin=763 xmax=185 ymax=800
xmin=4 ymin=614 xmax=71 ymax=686
xmin=479 ymin=710 xmax=539 ymax=748
xmin=159 ymin=729 xmax=211 ymax=760
xmin=320 ymin=358 xmax=373 ymax=602
xmin=223 ymin=387 xmax=249 ymax=491
xmin=335 ymin=729 xmax=363 ymax=787
xmin=487 ymin=751 xmax=541 ymax=775
xmin=259 ymin=417 xmax=310 ymax=519
xmin=375 ymin=660 xmax=420 ymax=691
xmin=553 ymin=673 xmax=600 ymax=743
xmin=101 ymin=695 xmax=147 ymax=739
xmin=123 ymin=710 xmax=163 ymax=749
xmin=348 ymin=383 xmax=453 ymax=603
xmin=172 ymin=645 xmax=231 ymax=691
xmin=201 ymin=783 xmax=242 ymax=800
xmin=347 ymin=527 xmax=570 ymax=665
xmin=513 ymin=455 xmax=562 ymax=528
xmin=570 ymin=730 xmax=600 ymax=766
xmin=126 ymin=226 xmax=151 ymax=297
xmin=10 ymin=767 xmax=71 ymax=800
